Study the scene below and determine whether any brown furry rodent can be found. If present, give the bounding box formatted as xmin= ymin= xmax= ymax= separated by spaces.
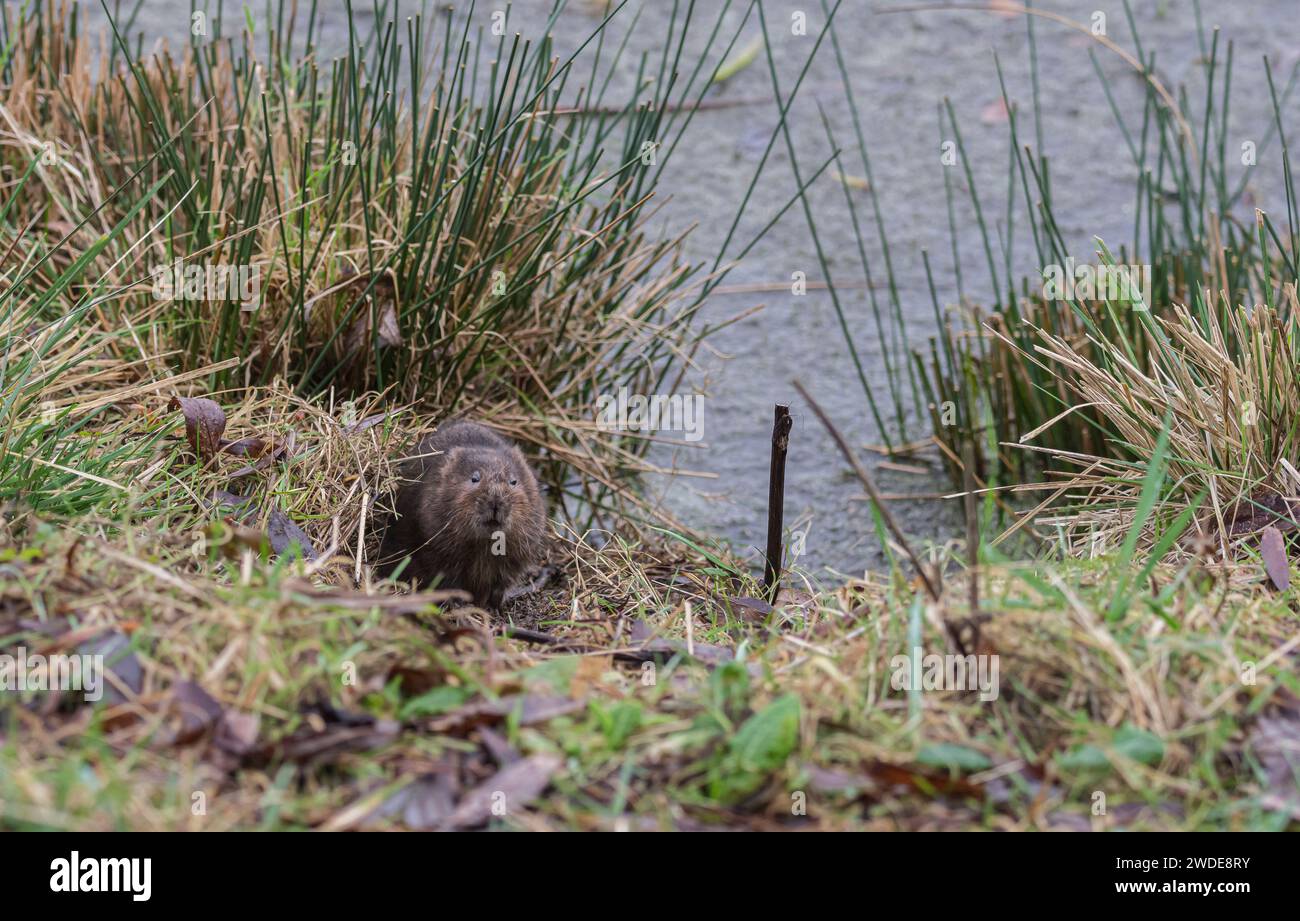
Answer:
xmin=377 ymin=420 xmax=547 ymax=609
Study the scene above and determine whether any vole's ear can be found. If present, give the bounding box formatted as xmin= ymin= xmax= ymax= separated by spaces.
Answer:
xmin=510 ymin=444 xmax=531 ymax=470
xmin=441 ymin=445 xmax=466 ymax=470
xmin=410 ymin=435 xmax=444 ymax=477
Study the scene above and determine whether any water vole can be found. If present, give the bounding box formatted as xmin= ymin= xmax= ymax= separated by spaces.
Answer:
xmin=377 ymin=420 xmax=547 ymax=609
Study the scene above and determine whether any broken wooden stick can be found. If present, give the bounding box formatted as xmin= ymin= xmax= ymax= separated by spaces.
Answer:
xmin=764 ymin=404 xmax=793 ymax=601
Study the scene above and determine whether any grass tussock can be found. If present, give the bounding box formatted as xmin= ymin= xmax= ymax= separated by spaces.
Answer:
xmin=1017 ymin=285 xmax=1300 ymax=557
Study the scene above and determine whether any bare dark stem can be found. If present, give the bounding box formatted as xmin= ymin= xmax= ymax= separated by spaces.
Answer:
xmin=764 ymin=404 xmax=793 ymax=601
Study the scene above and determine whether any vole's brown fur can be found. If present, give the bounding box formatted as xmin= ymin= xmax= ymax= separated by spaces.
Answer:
xmin=377 ymin=421 xmax=547 ymax=609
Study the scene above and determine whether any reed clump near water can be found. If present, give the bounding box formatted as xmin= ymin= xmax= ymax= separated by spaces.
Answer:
xmin=0 ymin=0 xmax=775 ymax=525
xmin=801 ymin=1 xmax=1300 ymax=564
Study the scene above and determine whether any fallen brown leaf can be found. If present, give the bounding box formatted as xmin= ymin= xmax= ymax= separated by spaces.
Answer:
xmin=210 ymin=491 xmax=319 ymax=560
xmin=445 ymin=753 xmax=562 ymax=829
xmin=80 ymin=632 xmax=143 ymax=706
xmin=342 ymin=411 xmax=397 ymax=435
xmin=426 ymin=694 xmax=584 ymax=736
xmin=228 ymin=431 xmax=294 ymax=478
xmin=1261 ymin=525 xmax=1290 ymax=591
xmin=168 ymin=680 xmax=224 ymax=746
xmin=477 ymin=726 xmax=522 ymax=767
xmin=366 ymin=772 xmax=458 ymax=830
xmin=214 ymin=710 xmax=261 ymax=759
xmin=868 ymin=761 xmax=985 ymax=800
xmin=266 ymin=505 xmax=318 ymax=560
xmin=170 ymin=396 xmax=226 ymax=461
xmin=244 ymin=705 xmax=397 ymax=768
xmin=1249 ymin=690 xmax=1300 ymax=820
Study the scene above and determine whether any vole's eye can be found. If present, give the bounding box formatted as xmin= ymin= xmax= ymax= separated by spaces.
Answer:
xmin=470 ymin=471 xmax=481 ymax=484
xmin=509 ymin=477 xmax=518 ymax=487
